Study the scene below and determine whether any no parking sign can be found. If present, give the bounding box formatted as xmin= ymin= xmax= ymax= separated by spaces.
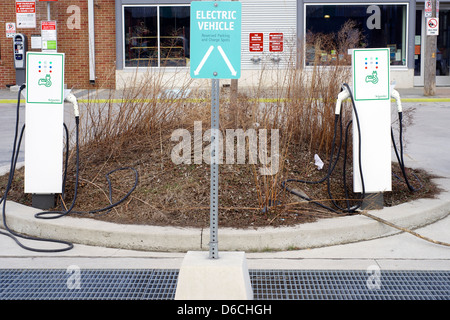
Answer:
xmin=426 ymin=18 xmax=439 ymax=36
xmin=6 ymin=22 xmax=16 ymax=38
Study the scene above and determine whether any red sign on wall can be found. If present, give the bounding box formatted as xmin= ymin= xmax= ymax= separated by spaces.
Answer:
xmin=41 ymin=20 xmax=56 ymax=30
xmin=249 ymin=33 xmax=263 ymax=52
xmin=269 ymin=33 xmax=283 ymax=52
xmin=16 ymin=1 xmax=36 ymax=14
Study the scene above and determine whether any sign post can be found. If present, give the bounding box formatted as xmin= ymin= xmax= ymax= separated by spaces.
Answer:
xmin=175 ymin=1 xmax=252 ymax=300
xmin=190 ymin=1 xmax=241 ymax=259
xmin=424 ymin=0 xmax=438 ymax=96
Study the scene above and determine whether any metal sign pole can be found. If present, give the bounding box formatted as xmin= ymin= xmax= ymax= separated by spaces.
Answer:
xmin=209 ymin=78 xmax=220 ymax=259
xmin=189 ymin=1 xmax=241 ymax=259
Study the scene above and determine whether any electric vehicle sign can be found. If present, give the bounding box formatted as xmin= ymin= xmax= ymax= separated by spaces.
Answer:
xmin=190 ymin=1 xmax=241 ymax=79
xmin=26 ymin=52 xmax=64 ymax=104
xmin=352 ymin=48 xmax=390 ymax=101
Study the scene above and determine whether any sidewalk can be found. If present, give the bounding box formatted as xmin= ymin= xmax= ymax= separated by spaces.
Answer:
xmin=0 ymin=86 xmax=450 ymax=272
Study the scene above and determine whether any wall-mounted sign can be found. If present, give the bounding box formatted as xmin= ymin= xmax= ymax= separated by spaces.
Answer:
xmin=16 ymin=0 xmax=36 ymax=28
xmin=269 ymin=33 xmax=283 ymax=52
xmin=41 ymin=21 xmax=57 ymax=52
xmin=31 ymin=34 xmax=42 ymax=48
xmin=249 ymin=33 xmax=263 ymax=52
xmin=6 ymin=22 xmax=16 ymax=38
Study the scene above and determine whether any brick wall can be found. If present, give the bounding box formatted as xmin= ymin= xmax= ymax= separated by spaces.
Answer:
xmin=0 ymin=0 xmax=116 ymax=89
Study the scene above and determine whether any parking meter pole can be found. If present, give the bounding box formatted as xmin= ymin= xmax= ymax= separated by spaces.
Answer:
xmin=209 ymin=79 xmax=220 ymax=259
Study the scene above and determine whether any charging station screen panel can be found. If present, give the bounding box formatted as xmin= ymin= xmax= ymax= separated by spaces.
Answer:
xmin=352 ymin=48 xmax=390 ymax=101
xmin=26 ymin=52 xmax=64 ymax=104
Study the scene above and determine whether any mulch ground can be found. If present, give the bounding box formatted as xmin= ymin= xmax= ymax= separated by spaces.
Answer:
xmin=1 ymin=136 xmax=440 ymax=229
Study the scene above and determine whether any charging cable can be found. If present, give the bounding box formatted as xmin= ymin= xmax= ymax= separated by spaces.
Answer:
xmin=33 ymin=95 xmax=80 ymax=219
xmin=390 ymin=89 xmax=422 ymax=192
xmin=281 ymin=83 xmax=365 ymax=214
xmin=282 ymin=84 xmax=423 ymax=215
xmin=0 ymin=85 xmax=73 ymax=252
xmin=34 ymin=94 xmax=139 ymax=220
xmin=1 ymin=89 xmax=138 ymax=251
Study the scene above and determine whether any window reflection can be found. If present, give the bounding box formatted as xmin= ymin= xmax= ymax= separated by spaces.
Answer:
xmin=124 ymin=6 xmax=190 ymax=67
xmin=305 ymin=4 xmax=408 ymax=67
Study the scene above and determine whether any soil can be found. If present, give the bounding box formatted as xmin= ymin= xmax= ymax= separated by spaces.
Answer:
xmin=1 ymin=136 xmax=441 ymax=229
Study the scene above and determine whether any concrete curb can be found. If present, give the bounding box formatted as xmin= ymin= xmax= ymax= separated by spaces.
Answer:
xmin=2 ymin=178 xmax=449 ymax=253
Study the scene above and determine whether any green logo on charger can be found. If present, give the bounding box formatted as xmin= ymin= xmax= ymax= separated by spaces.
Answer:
xmin=38 ymin=74 xmax=52 ymax=87
xmin=365 ymin=71 xmax=379 ymax=84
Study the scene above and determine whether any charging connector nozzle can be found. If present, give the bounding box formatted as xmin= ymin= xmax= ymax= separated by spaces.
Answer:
xmin=64 ymin=93 xmax=79 ymax=119
xmin=335 ymin=86 xmax=350 ymax=115
xmin=391 ymin=89 xmax=402 ymax=113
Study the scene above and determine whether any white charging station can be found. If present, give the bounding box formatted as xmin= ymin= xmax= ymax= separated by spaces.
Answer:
xmin=24 ymin=52 xmax=65 ymax=199
xmin=352 ymin=48 xmax=392 ymax=194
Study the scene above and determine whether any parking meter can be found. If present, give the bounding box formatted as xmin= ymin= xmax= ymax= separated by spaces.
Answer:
xmin=14 ymin=34 xmax=28 ymax=86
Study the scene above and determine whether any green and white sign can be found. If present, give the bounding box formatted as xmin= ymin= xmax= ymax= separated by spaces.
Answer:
xmin=26 ymin=52 xmax=64 ymax=104
xmin=352 ymin=48 xmax=390 ymax=101
xmin=190 ymin=1 xmax=241 ymax=79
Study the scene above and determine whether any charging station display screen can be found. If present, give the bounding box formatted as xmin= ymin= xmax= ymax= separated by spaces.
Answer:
xmin=352 ymin=48 xmax=390 ymax=101
xmin=26 ymin=52 xmax=64 ymax=104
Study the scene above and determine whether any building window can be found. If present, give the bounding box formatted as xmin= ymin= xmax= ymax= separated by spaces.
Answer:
xmin=305 ymin=4 xmax=408 ymax=67
xmin=124 ymin=5 xmax=190 ymax=68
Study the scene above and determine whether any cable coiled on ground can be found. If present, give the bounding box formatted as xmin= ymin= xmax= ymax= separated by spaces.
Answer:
xmin=1 ymin=87 xmax=139 ymax=252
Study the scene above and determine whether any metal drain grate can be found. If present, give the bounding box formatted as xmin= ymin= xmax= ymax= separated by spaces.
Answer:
xmin=0 ymin=269 xmax=449 ymax=300
xmin=0 ymin=269 xmax=178 ymax=300
xmin=250 ymin=270 xmax=450 ymax=300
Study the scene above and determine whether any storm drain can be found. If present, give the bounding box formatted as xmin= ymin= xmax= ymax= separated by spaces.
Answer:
xmin=250 ymin=270 xmax=450 ymax=300
xmin=0 ymin=269 xmax=449 ymax=300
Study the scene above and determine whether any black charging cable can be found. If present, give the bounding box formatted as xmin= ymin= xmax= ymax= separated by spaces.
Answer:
xmin=33 ymin=104 xmax=139 ymax=220
xmin=0 ymin=85 xmax=74 ymax=252
xmin=1 ymin=87 xmax=139 ymax=252
xmin=391 ymin=112 xmax=423 ymax=192
xmin=281 ymin=83 xmax=365 ymax=214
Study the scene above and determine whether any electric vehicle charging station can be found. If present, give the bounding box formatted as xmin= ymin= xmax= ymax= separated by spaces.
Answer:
xmin=24 ymin=51 xmax=65 ymax=209
xmin=351 ymin=48 xmax=392 ymax=199
xmin=13 ymin=34 xmax=28 ymax=86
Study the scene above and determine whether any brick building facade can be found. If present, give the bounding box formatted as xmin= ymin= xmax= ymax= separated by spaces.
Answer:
xmin=1 ymin=1 xmax=449 ymax=89
xmin=0 ymin=0 xmax=115 ymax=89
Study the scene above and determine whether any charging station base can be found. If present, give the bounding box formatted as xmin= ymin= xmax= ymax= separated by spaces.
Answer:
xmin=361 ymin=192 xmax=384 ymax=210
xmin=32 ymin=194 xmax=56 ymax=210
xmin=175 ymin=251 xmax=253 ymax=300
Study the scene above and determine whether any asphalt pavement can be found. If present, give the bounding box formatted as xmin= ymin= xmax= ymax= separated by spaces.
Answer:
xmin=0 ymin=86 xmax=449 ymax=273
